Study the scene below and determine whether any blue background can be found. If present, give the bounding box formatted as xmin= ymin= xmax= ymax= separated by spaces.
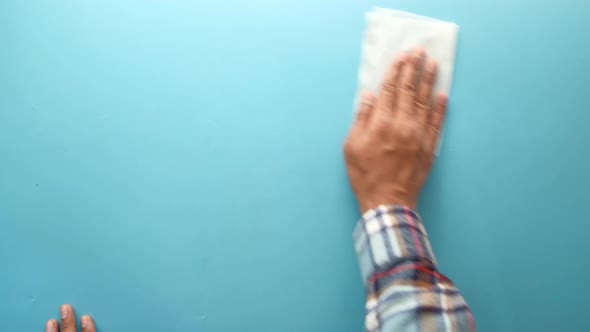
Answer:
xmin=1 ymin=0 xmax=589 ymax=331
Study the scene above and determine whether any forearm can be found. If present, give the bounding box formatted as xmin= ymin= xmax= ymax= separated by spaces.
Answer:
xmin=354 ymin=205 xmax=475 ymax=332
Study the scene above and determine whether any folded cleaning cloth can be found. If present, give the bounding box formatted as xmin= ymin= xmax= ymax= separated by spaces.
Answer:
xmin=356 ymin=7 xmax=459 ymax=107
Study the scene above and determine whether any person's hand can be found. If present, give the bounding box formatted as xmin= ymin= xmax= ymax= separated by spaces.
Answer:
xmin=344 ymin=48 xmax=447 ymax=212
xmin=45 ymin=304 xmax=96 ymax=332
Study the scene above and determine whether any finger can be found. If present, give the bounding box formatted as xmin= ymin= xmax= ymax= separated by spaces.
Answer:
xmin=356 ymin=91 xmax=376 ymax=127
xmin=81 ymin=315 xmax=96 ymax=332
xmin=376 ymin=54 xmax=405 ymax=115
xmin=60 ymin=304 xmax=77 ymax=332
xmin=425 ymin=94 xmax=448 ymax=154
xmin=45 ymin=319 xmax=58 ymax=332
xmin=397 ymin=48 xmax=426 ymax=116
xmin=415 ymin=59 xmax=438 ymax=125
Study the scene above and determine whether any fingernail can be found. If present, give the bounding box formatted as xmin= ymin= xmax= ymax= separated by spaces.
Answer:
xmin=425 ymin=59 xmax=438 ymax=71
xmin=45 ymin=320 xmax=56 ymax=332
xmin=360 ymin=91 xmax=375 ymax=103
xmin=60 ymin=305 xmax=69 ymax=319
xmin=81 ymin=315 xmax=90 ymax=328
xmin=414 ymin=47 xmax=427 ymax=57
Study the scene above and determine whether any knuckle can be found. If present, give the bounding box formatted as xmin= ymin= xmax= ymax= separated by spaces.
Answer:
xmin=374 ymin=119 xmax=393 ymax=137
xmin=406 ymin=55 xmax=419 ymax=67
xmin=432 ymin=111 xmax=443 ymax=121
xmin=61 ymin=318 xmax=74 ymax=326
xmin=401 ymin=83 xmax=416 ymax=93
xmin=434 ymin=102 xmax=444 ymax=112
xmin=382 ymin=79 xmax=397 ymax=96
xmin=343 ymin=140 xmax=352 ymax=153
xmin=435 ymin=99 xmax=448 ymax=113
xmin=355 ymin=109 xmax=367 ymax=121
xmin=423 ymin=71 xmax=435 ymax=83
xmin=61 ymin=322 xmax=75 ymax=332
xmin=343 ymin=139 xmax=358 ymax=156
xmin=415 ymin=97 xmax=430 ymax=109
xmin=396 ymin=124 xmax=420 ymax=142
xmin=429 ymin=123 xmax=441 ymax=134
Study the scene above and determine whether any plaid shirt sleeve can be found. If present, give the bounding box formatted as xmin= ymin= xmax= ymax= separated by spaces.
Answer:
xmin=353 ymin=205 xmax=475 ymax=332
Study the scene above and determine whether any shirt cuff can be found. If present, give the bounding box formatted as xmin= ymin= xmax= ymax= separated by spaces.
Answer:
xmin=353 ymin=205 xmax=437 ymax=285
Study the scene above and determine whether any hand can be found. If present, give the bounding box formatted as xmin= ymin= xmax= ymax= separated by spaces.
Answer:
xmin=45 ymin=304 xmax=96 ymax=332
xmin=344 ymin=48 xmax=447 ymax=212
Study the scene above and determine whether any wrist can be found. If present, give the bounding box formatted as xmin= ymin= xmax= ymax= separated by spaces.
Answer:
xmin=358 ymin=197 xmax=417 ymax=214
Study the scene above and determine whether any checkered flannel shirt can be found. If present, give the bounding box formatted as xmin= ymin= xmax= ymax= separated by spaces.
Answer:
xmin=354 ymin=205 xmax=475 ymax=332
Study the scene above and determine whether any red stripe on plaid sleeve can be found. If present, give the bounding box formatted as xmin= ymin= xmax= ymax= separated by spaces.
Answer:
xmin=368 ymin=263 xmax=449 ymax=284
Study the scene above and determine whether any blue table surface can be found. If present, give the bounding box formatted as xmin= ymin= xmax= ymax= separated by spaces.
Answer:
xmin=1 ymin=1 xmax=589 ymax=331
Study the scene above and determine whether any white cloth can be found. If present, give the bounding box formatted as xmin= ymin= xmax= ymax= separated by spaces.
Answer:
xmin=356 ymin=8 xmax=459 ymax=106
